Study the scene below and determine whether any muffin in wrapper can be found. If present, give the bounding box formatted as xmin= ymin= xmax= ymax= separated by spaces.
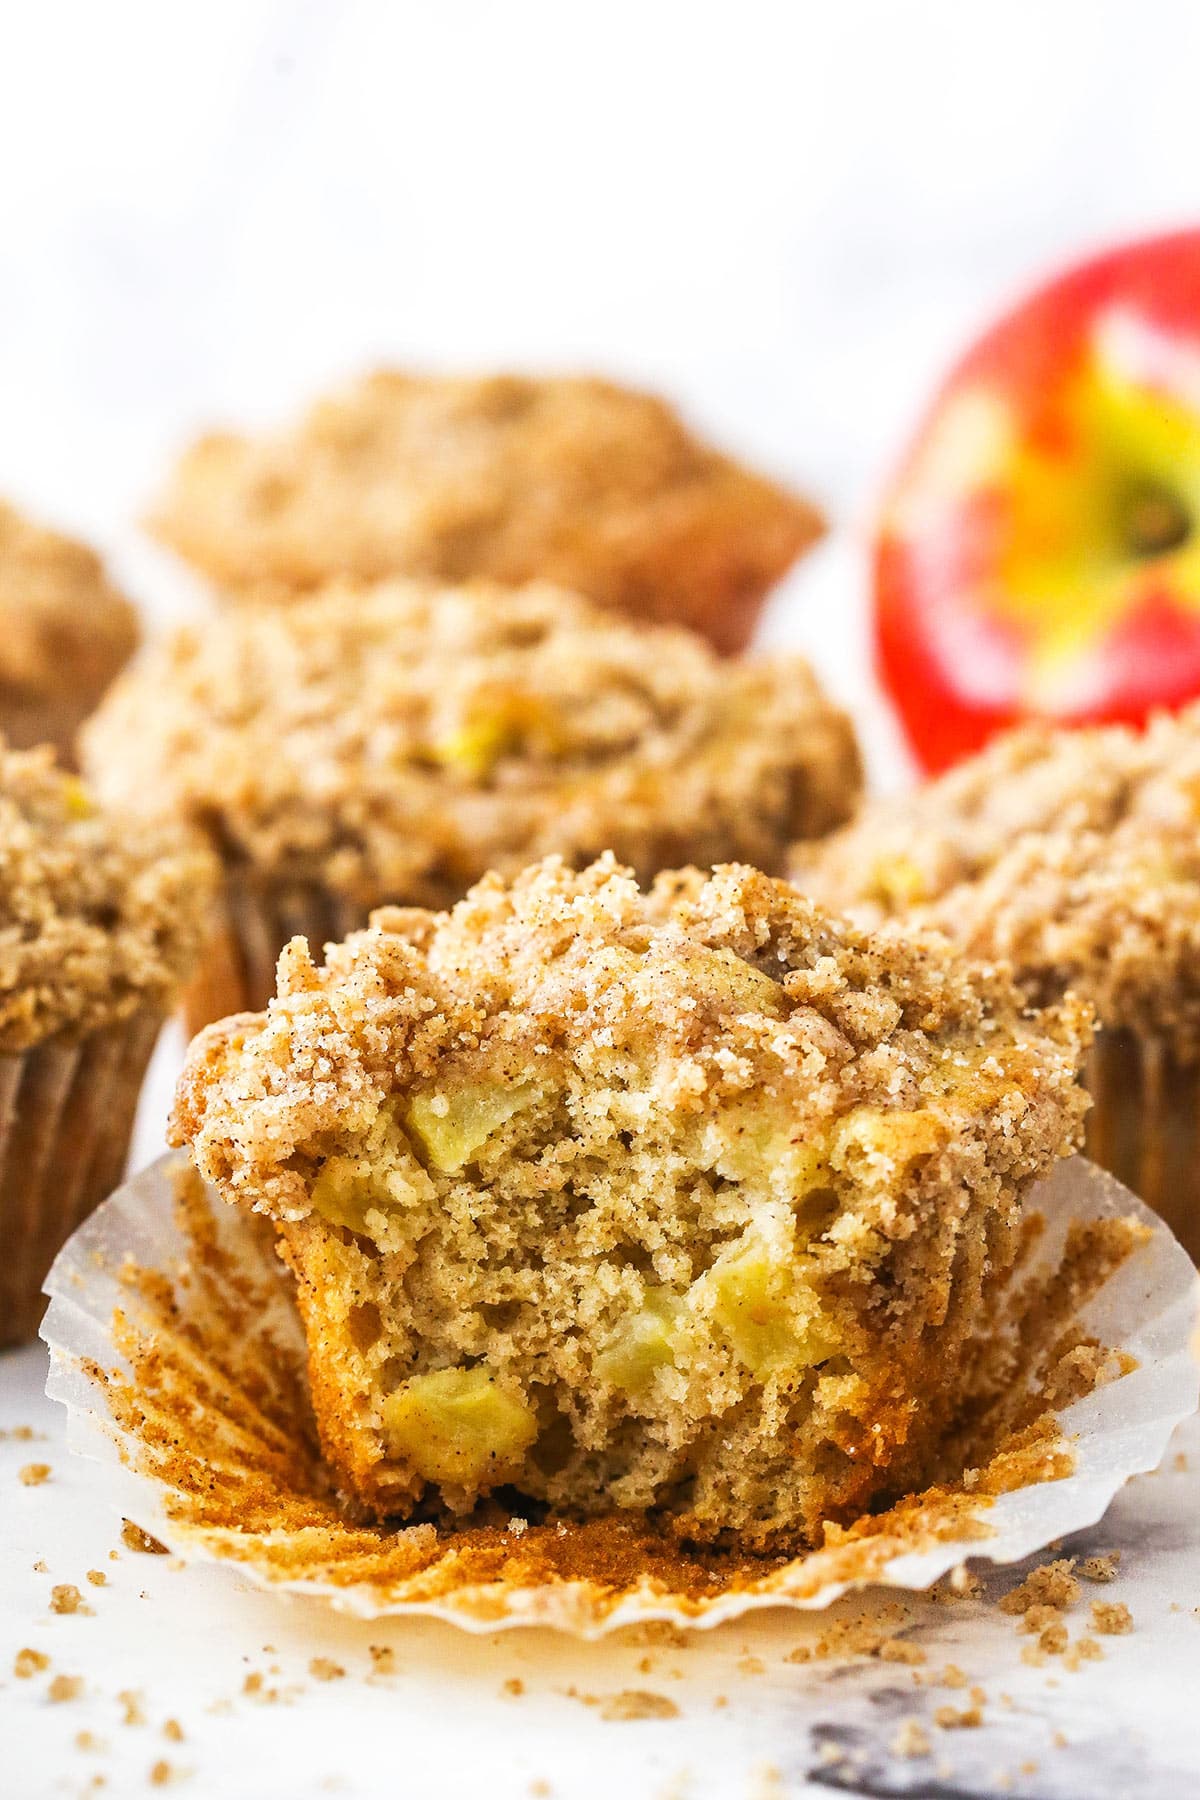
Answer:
xmin=39 ymin=1149 xmax=1200 ymax=1633
xmin=0 ymin=1009 xmax=161 ymax=1347
xmin=82 ymin=580 xmax=862 ymax=1031
xmin=0 ymin=498 xmax=138 ymax=764
xmin=794 ymin=707 xmax=1200 ymax=1264
xmin=0 ymin=745 xmax=216 ymax=1345
xmin=145 ymin=369 xmax=824 ymax=655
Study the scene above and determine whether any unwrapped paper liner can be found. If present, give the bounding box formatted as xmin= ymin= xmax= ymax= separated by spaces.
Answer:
xmin=42 ymin=1151 xmax=1200 ymax=1637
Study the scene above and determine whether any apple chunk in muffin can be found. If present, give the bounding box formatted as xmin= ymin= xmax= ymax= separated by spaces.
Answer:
xmin=171 ymin=856 xmax=1090 ymax=1548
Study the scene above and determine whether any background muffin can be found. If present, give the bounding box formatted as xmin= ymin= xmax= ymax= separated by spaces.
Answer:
xmin=0 ymin=500 xmax=139 ymax=762
xmin=793 ymin=707 xmax=1200 ymax=1259
xmin=147 ymin=370 xmax=823 ymax=653
xmin=83 ymin=578 xmax=861 ymax=1033
xmin=0 ymin=743 xmax=216 ymax=1345
xmin=171 ymin=856 xmax=1089 ymax=1547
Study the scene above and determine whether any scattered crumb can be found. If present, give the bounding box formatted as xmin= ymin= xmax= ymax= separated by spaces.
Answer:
xmin=892 ymin=1718 xmax=931 ymax=1758
xmin=14 ymin=1647 xmax=50 ymax=1678
xmin=1175 ymin=1452 xmax=1189 ymax=1472
xmin=1091 ymin=1601 xmax=1133 ymax=1636
xmin=939 ymin=1664 xmax=968 ymax=1688
xmin=1079 ymin=1554 xmax=1118 ymax=1584
xmin=737 ymin=1656 xmax=765 ymax=1677
xmin=75 ymin=1732 xmax=103 ymax=1752
xmin=121 ymin=1521 xmax=168 ymax=1555
xmin=783 ymin=1645 xmax=811 ymax=1664
xmin=1038 ymin=1621 xmax=1068 ymax=1656
xmin=163 ymin=1720 xmax=184 ymax=1743
xmin=149 ymin=1761 xmax=174 ymax=1787
xmin=108 ymin=1551 xmax=119 ymax=1563
xmin=713 ymin=1695 xmax=728 ymax=1709
xmin=85 ymin=1570 xmax=108 ymax=1588
xmin=1021 ymin=1603 xmax=1066 ymax=1637
xmin=3 ymin=1424 xmax=38 ymax=1440
xmin=1021 ymin=1645 xmax=1046 ymax=1669
xmin=1052 ymin=1731 xmax=1069 ymax=1748
xmin=1063 ymin=1637 xmax=1103 ymax=1672
xmin=118 ymin=1690 xmax=146 ymax=1726
xmin=1000 ymin=1560 xmax=1080 ymax=1616
xmin=934 ymin=1704 xmax=983 ymax=1729
xmin=48 ymin=1674 xmax=84 ymax=1703
xmin=32 ymin=1558 xmax=48 ymax=1573
xmin=368 ymin=1645 xmax=396 ymax=1675
xmin=308 ymin=1658 xmax=345 ymax=1682
xmin=50 ymin=1584 xmax=92 ymax=1616
xmin=529 ymin=1783 xmax=551 ymax=1798
xmin=751 ymin=1766 xmax=784 ymax=1798
xmin=598 ymin=1691 xmax=680 ymax=1722
xmin=18 ymin=1462 xmax=51 ymax=1486
xmin=615 ymin=1622 xmax=688 ymax=1649
xmin=879 ymin=1639 xmax=926 ymax=1666
xmin=503 ymin=1678 xmax=525 ymax=1697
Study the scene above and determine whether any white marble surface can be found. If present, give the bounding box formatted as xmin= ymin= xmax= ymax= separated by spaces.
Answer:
xmin=3 ymin=3 xmax=1200 ymax=1792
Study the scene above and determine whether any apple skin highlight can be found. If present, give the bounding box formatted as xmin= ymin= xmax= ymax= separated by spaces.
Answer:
xmin=875 ymin=229 xmax=1200 ymax=773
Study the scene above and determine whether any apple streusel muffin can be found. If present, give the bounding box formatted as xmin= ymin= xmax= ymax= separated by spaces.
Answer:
xmin=793 ymin=706 xmax=1200 ymax=1260
xmin=83 ymin=578 xmax=861 ymax=1033
xmin=147 ymin=370 xmax=823 ymax=653
xmin=171 ymin=855 xmax=1088 ymax=1548
xmin=0 ymin=500 xmax=138 ymax=761
xmin=0 ymin=743 xmax=215 ymax=1344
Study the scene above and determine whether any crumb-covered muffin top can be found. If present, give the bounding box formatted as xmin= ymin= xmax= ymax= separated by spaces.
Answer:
xmin=0 ymin=500 xmax=139 ymax=748
xmin=147 ymin=370 xmax=822 ymax=650
xmin=172 ymin=854 xmax=1089 ymax=1229
xmin=83 ymin=579 xmax=861 ymax=906
xmin=0 ymin=743 xmax=217 ymax=1049
xmin=794 ymin=707 xmax=1200 ymax=1057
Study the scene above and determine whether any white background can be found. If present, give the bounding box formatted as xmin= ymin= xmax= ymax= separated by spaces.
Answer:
xmin=3 ymin=5 xmax=1200 ymax=1796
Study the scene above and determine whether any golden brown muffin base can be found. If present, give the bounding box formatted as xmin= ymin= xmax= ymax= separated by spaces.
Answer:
xmin=0 ymin=1008 xmax=161 ymax=1346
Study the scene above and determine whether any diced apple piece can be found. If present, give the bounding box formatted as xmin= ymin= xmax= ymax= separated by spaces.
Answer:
xmin=594 ymin=1289 xmax=684 ymax=1393
xmin=382 ymin=1366 xmax=538 ymax=1488
xmin=405 ymin=1081 xmax=538 ymax=1173
xmin=707 ymin=1238 xmax=837 ymax=1376
xmin=832 ymin=1104 xmax=946 ymax=1175
xmin=431 ymin=694 xmax=565 ymax=778
xmin=309 ymin=1103 xmax=434 ymax=1231
xmin=714 ymin=1105 xmax=829 ymax=1199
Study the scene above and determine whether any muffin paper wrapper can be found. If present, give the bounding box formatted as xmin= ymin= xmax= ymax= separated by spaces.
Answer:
xmin=41 ymin=1151 xmax=1200 ymax=1636
xmin=1085 ymin=1026 xmax=1200 ymax=1263
xmin=0 ymin=1009 xmax=162 ymax=1347
xmin=184 ymin=878 xmax=366 ymax=1036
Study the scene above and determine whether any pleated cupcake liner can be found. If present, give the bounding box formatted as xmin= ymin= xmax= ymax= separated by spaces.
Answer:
xmin=183 ymin=874 xmax=367 ymax=1036
xmin=1085 ymin=1027 xmax=1200 ymax=1265
xmin=40 ymin=1151 xmax=1200 ymax=1635
xmin=1 ymin=1007 xmax=161 ymax=1347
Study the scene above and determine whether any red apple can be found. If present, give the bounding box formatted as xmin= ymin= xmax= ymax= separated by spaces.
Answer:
xmin=874 ymin=229 xmax=1200 ymax=773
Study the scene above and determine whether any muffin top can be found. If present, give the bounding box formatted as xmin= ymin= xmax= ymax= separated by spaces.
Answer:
xmin=147 ymin=370 xmax=822 ymax=650
xmin=82 ymin=578 xmax=861 ymax=907
xmin=0 ymin=500 xmax=139 ymax=748
xmin=172 ymin=854 xmax=1089 ymax=1231
xmin=0 ymin=743 xmax=217 ymax=1050
xmin=794 ymin=706 xmax=1200 ymax=1057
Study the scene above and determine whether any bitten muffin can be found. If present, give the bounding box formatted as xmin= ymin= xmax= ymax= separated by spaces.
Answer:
xmin=793 ymin=707 xmax=1200 ymax=1260
xmin=0 ymin=500 xmax=139 ymax=761
xmin=171 ymin=856 xmax=1088 ymax=1548
xmin=82 ymin=578 xmax=861 ymax=1033
xmin=147 ymin=370 xmax=823 ymax=653
xmin=0 ymin=744 xmax=216 ymax=1345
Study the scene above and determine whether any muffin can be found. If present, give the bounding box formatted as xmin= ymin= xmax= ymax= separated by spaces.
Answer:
xmin=0 ymin=500 xmax=139 ymax=761
xmin=0 ymin=743 xmax=216 ymax=1345
xmin=82 ymin=578 xmax=861 ymax=1034
xmin=171 ymin=855 xmax=1088 ymax=1547
xmin=792 ymin=707 xmax=1200 ymax=1259
xmin=147 ymin=370 xmax=823 ymax=653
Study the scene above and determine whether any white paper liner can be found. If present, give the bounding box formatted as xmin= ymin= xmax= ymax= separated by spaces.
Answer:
xmin=41 ymin=1150 xmax=1200 ymax=1637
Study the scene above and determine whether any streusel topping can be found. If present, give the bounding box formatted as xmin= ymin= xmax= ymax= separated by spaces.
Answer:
xmin=0 ymin=743 xmax=216 ymax=1049
xmin=147 ymin=370 xmax=822 ymax=650
xmin=794 ymin=707 xmax=1200 ymax=1058
xmin=83 ymin=579 xmax=860 ymax=906
xmin=0 ymin=501 xmax=138 ymax=747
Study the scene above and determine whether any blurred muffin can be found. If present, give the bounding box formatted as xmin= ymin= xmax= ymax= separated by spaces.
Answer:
xmin=0 ymin=500 xmax=139 ymax=761
xmin=171 ymin=856 xmax=1088 ymax=1546
xmin=82 ymin=578 xmax=861 ymax=1034
xmin=147 ymin=371 xmax=823 ymax=653
xmin=793 ymin=708 xmax=1200 ymax=1259
xmin=0 ymin=744 xmax=216 ymax=1345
